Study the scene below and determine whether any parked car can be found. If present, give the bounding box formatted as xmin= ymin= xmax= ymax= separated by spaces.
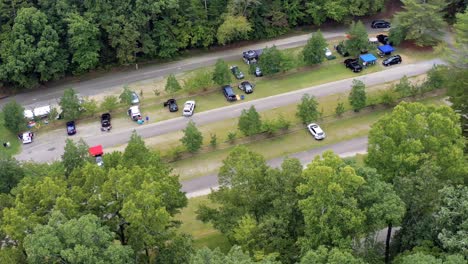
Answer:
xmin=223 ymin=85 xmax=237 ymax=101
xmin=183 ymin=101 xmax=196 ymax=116
xmin=230 ymin=66 xmax=244 ymax=79
xmin=382 ymin=55 xmax=402 ymax=66
xmin=128 ymin=106 xmax=141 ymax=121
xmin=89 ymin=145 xmax=104 ymax=167
xmin=163 ymin=99 xmax=178 ymax=112
xmin=20 ymin=131 xmax=34 ymax=144
xmin=371 ymin=20 xmax=391 ymax=28
xmin=344 ymin=58 xmax=363 ymax=73
xmin=238 ymin=81 xmax=255 ymax=94
xmin=325 ymin=47 xmax=332 ymax=57
xmin=376 ymin=34 xmax=390 ymax=45
xmin=254 ymin=66 xmax=263 ymax=77
xmin=335 ymin=43 xmax=349 ymax=57
xmin=66 ymin=121 xmax=77 ymax=135
xmin=131 ymin=92 xmax=140 ymax=105
xmin=307 ymin=123 xmax=326 ymax=140
xmin=243 ymin=50 xmax=260 ymax=64
xmin=101 ymin=113 xmax=112 ymax=132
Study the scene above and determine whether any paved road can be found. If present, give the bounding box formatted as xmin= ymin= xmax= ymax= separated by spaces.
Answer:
xmin=182 ymin=136 xmax=368 ymax=198
xmin=15 ymin=58 xmax=443 ymax=163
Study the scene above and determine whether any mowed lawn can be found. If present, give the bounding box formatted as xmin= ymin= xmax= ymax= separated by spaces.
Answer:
xmin=0 ymin=112 xmax=21 ymax=156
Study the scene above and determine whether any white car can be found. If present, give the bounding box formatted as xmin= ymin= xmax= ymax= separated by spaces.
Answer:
xmin=307 ymin=123 xmax=326 ymax=140
xmin=325 ymin=47 xmax=332 ymax=57
xmin=21 ymin=132 xmax=34 ymax=144
xmin=183 ymin=101 xmax=196 ymax=117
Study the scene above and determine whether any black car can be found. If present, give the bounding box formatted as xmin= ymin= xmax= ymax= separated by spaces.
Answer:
xmin=376 ymin=34 xmax=390 ymax=45
xmin=223 ymin=85 xmax=237 ymax=101
xmin=371 ymin=20 xmax=391 ymax=29
xmin=243 ymin=50 xmax=260 ymax=64
xmin=335 ymin=43 xmax=349 ymax=57
xmin=230 ymin=66 xmax=244 ymax=79
xmin=238 ymin=81 xmax=254 ymax=94
xmin=344 ymin=59 xmax=363 ymax=73
xmin=163 ymin=99 xmax=178 ymax=112
xmin=382 ymin=55 xmax=402 ymax=66
xmin=101 ymin=113 xmax=112 ymax=132
xmin=66 ymin=121 xmax=76 ymax=135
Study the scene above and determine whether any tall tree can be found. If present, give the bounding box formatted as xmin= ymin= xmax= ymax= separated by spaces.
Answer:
xmin=66 ymin=13 xmax=100 ymax=73
xmin=296 ymin=94 xmax=320 ymax=124
xmin=348 ymin=80 xmax=367 ymax=112
xmin=212 ymin=59 xmax=232 ymax=86
xmin=258 ymin=45 xmax=283 ymax=75
xmin=61 ymin=138 xmax=90 ymax=176
xmin=451 ymin=9 xmax=468 ymax=68
xmin=393 ymin=0 xmax=448 ymax=46
xmin=345 ymin=21 xmax=370 ymax=57
xmin=217 ymin=15 xmax=252 ymax=45
xmin=297 ymin=151 xmax=366 ymax=251
xmin=24 ymin=211 xmax=134 ymax=264
xmin=366 ymin=102 xmax=466 ymax=183
xmin=0 ymin=156 xmax=24 ymax=193
xmin=165 ymin=73 xmax=182 ymax=94
xmin=59 ymin=88 xmax=81 ymax=121
xmin=238 ymin=105 xmax=262 ymax=136
xmin=190 ymin=246 xmax=280 ymax=264
xmin=2 ymin=100 xmax=25 ymax=134
xmin=301 ymin=246 xmax=366 ymax=264
xmin=302 ymin=30 xmax=327 ymax=65
xmin=181 ymin=120 xmax=203 ymax=153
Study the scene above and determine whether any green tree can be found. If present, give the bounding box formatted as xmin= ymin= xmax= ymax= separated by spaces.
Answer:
xmin=24 ymin=212 xmax=134 ymax=264
xmin=394 ymin=75 xmax=413 ymax=97
xmin=165 ymin=74 xmax=182 ymax=94
xmin=181 ymin=121 xmax=203 ymax=153
xmin=190 ymin=246 xmax=280 ymax=264
xmin=345 ymin=21 xmax=370 ymax=57
xmin=210 ymin=133 xmax=217 ymax=148
xmin=61 ymin=138 xmax=90 ymax=176
xmin=394 ymin=252 xmax=466 ymax=264
xmin=445 ymin=69 xmax=468 ymax=140
xmin=0 ymin=156 xmax=25 ymax=193
xmin=80 ymin=98 xmax=99 ymax=117
xmin=302 ymin=30 xmax=327 ymax=65
xmin=335 ymin=102 xmax=346 ymax=117
xmin=258 ymin=46 xmax=283 ymax=75
xmin=184 ymin=69 xmax=215 ymax=93
xmin=59 ymin=88 xmax=81 ymax=121
xmin=2 ymin=100 xmax=26 ymax=134
xmin=119 ymin=86 xmax=133 ymax=105
xmin=451 ymin=10 xmax=468 ymax=68
xmin=101 ymin=95 xmax=119 ymax=112
xmin=348 ymin=80 xmax=367 ymax=112
xmin=212 ymin=59 xmax=232 ymax=86
xmin=393 ymin=0 xmax=447 ymax=46
xmin=238 ymin=106 xmax=262 ymax=136
xmin=297 ymin=151 xmax=366 ymax=250
xmin=301 ymin=246 xmax=366 ymax=264
xmin=227 ymin=131 xmax=237 ymax=143
xmin=366 ymin=102 xmax=466 ymax=183
xmin=296 ymin=94 xmax=320 ymax=124
xmin=217 ymin=15 xmax=252 ymax=45
xmin=66 ymin=13 xmax=100 ymax=73
xmin=434 ymin=185 xmax=468 ymax=256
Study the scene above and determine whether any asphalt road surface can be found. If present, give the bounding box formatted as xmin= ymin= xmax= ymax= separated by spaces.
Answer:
xmin=1 ymin=24 xmax=380 ymax=110
xmin=15 ymin=58 xmax=443 ymax=163
xmin=182 ymin=136 xmax=368 ymax=198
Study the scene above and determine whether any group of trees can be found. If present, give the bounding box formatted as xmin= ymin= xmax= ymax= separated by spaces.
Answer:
xmin=198 ymin=102 xmax=467 ymax=264
xmin=0 ymin=0 xmax=389 ymax=89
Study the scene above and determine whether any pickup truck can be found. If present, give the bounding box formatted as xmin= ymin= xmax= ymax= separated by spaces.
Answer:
xmin=101 ymin=113 xmax=112 ymax=131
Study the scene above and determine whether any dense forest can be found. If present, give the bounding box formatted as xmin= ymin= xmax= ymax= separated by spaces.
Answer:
xmin=0 ymin=0 xmax=392 ymax=89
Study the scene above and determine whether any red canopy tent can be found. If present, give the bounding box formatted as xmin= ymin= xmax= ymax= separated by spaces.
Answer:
xmin=89 ymin=145 xmax=103 ymax=157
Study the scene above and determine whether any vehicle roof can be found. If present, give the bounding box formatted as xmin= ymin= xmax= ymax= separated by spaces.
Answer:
xmin=308 ymin=123 xmax=323 ymax=132
xmin=185 ymin=100 xmax=195 ymax=105
xmin=129 ymin=105 xmax=140 ymax=111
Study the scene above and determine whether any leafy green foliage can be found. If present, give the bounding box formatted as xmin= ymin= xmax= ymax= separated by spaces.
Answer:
xmin=190 ymin=246 xmax=280 ymax=264
xmin=212 ymin=59 xmax=232 ymax=86
xmin=80 ymin=98 xmax=99 ymax=117
xmin=296 ymin=94 xmax=320 ymax=124
xmin=394 ymin=75 xmax=414 ymax=97
xmin=452 ymin=10 xmax=468 ymax=68
xmin=101 ymin=95 xmax=119 ymax=112
xmin=119 ymin=86 xmax=133 ymax=105
xmin=2 ymin=100 xmax=25 ymax=134
xmin=184 ymin=70 xmax=215 ymax=93
xmin=181 ymin=121 xmax=203 ymax=153
xmin=367 ymin=102 xmax=466 ymax=183
xmin=217 ymin=15 xmax=252 ymax=45
xmin=24 ymin=212 xmax=134 ymax=264
xmin=59 ymin=88 xmax=81 ymax=121
xmin=348 ymin=80 xmax=367 ymax=112
xmin=388 ymin=26 xmax=407 ymax=46
xmin=378 ymin=89 xmax=398 ymax=107
xmin=0 ymin=156 xmax=24 ymax=193
xmin=238 ymin=106 xmax=262 ymax=136
xmin=394 ymin=0 xmax=448 ymax=46
xmin=61 ymin=138 xmax=90 ymax=176
xmin=210 ymin=133 xmax=217 ymax=148
xmin=301 ymin=246 xmax=366 ymax=264
xmin=445 ymin=68 xmax=468 ymax=140
xmin=302 ymin=30 xmax=327 ymax=65
xmin=165 ymin=74 xmax=182 ymax=94
xmin=335 ymin=102 xmax=346 ymax=117
xmin=345 ymin=21 xmax=370 ymax=57
xmin=227 ymin=131 xmax=237 ymax=143
xmin=258 ymin=46 xmax=286 ymax=75
xmin=394 ymin=252 xmax=466 ymax=264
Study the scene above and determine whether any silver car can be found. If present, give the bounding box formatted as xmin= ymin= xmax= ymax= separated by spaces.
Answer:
xmin=307 ymin=123 xmax=326 ymax=140
xmin=131 ymin=92 xmax=140 ymax=105
xmin=183 ymin=101 xmax=196 ymax=116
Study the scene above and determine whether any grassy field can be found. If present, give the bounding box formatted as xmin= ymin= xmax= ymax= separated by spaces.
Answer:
xmin=0 ymin=112 xmax=21 ymax=156
xmin=176 ymin=196 xmax=231 ymax=252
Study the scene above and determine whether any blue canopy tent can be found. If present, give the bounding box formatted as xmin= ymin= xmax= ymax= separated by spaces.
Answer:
xmin=378 ymin=45 xmax=395 ymax=57
xmin=359 ymin=53 xmax=378 ymax=66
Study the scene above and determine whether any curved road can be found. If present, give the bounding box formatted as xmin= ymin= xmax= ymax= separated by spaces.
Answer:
xmin=16 ymin=58 xmax=443 ymax=163
xmin=182 ymin=136 xmax=368 ymax=198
